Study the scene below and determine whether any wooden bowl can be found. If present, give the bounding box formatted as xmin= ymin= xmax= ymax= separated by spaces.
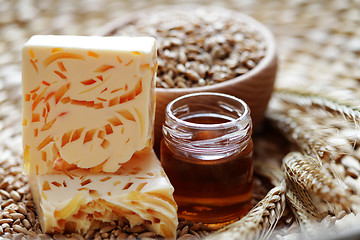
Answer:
xmin=96 ymin=5 xmax=277 ymax=152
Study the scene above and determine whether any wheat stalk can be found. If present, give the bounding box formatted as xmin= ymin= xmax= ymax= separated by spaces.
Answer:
xmin=275 ymin=89 xmax=360 ymax=125
xmin=206 ymin=181 xmax=286 ymax=240
xmin=283 ymin=152 xmax=355 ymax=212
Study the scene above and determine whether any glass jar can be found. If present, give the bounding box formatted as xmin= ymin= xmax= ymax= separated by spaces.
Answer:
xmin=161 ymin=92 xmax=253 ymax=225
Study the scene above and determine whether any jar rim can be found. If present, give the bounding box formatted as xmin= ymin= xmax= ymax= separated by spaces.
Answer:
xmin=165 ymin=92 xmax=251 ymax=130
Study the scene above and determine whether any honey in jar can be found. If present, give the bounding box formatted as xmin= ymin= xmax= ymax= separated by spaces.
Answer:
xmin=161 ymin=92 xmax=253 ymax=225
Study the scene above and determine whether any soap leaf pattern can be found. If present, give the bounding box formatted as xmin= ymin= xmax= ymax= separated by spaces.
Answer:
xmin=23 ymin=48 xmax=155 ymax=174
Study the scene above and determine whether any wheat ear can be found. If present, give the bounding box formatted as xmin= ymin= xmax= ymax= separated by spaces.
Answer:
xmin=283 ymin=152 xmax=355 ymax=211
xmin=267 ymin=109 xmax=336 ymax=163
xmin=282 ymin=152 xmax=360 ymax=238
xmin=285 ymin=187 xmax=325 ymax=239
xmin=275 ymin=89 xmax=360 ymax=125
xmin=254 ymin=152 xmax=326 ymax=238
xmin=254 ymin=154 xmax=329 ymax=238
xmin=268 ymin=104 xmax=360 ymax=190
xmin=206 ymin=181 xmax=286 ymax=240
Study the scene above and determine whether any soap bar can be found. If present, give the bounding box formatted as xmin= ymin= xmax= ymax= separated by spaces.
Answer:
xmin=29 ymin=149 xmax=178 ymax=239
xmin=22 ymin=35 xmax=157 ymax=174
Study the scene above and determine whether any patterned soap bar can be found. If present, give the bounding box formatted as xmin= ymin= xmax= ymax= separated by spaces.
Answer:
xmin=29 ymin=149 xmax=178 ymax=239
xmin=22 ymin=35 xmax=157 ymax=174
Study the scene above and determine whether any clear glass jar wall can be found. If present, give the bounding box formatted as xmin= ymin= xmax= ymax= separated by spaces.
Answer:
xmin=161 ymin=92 xmax=254 ymax=224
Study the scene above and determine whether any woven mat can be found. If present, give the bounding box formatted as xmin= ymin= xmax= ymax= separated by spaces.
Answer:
xmin=0 ymin=0 xmax=359 ymax=239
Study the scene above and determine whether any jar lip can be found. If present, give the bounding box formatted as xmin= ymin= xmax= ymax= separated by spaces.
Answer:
xmin=166 ymin=92 xmax=251 ymax=130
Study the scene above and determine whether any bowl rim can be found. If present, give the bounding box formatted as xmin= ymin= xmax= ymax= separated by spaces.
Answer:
xmin=95 ymin=4 xmax=277 ymax=93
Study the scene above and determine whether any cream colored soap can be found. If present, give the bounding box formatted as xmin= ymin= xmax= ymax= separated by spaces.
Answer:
xmin=29 ymin=149 xmax=178 ymax=239
xmin=22 ymin=35 xmax=157 ymax=174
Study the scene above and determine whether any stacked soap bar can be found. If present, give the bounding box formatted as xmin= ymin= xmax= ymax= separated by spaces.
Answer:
xmin=22 ymin=35 xmax=177 ymax=239
xmin=29 ymin=149 xmax=178 ymax=237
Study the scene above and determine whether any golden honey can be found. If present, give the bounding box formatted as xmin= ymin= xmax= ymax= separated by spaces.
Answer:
xmin=161 ymin=92 xmax=253 ymax=224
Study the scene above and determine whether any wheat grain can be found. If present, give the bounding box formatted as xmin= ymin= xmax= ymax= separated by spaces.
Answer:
xmin=206 ymin=181 xmax=286 ymax=240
